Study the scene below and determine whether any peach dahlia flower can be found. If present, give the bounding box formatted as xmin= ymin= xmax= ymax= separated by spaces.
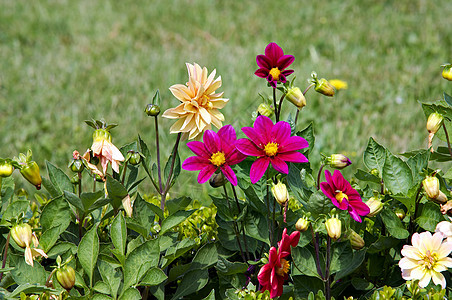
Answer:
xmin=163 ymin=63 xmax=229 ymax=140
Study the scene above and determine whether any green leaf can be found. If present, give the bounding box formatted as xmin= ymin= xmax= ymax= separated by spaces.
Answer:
xmin=297 ymin=122 xmax=315 ymax=155
xmin=92 ymin=294 xmax=114 ymax=300
xmin=10 ymin=255 xmax=47 ymax=285
xmin=305 ymin=190 xmax=334 ymax=219
xmin=417 ymin=202 xmax=443 ymax=231
xmin=106 ymin=177 xmax=128 ymax=210
xmin=170 ymin=269 xmax=208 ymax=300
xmin=202 ymin=290 xmax=216 ymax=300
xmin=111 ymin=213 xmax=127 ymax=255
xmin=244 ymin=210 xmax=270 ymax=245
xmin=190 ymin=243 xmax=218 ymax=270
xmin=2 ymin=200 xmax=29 ymax=221
xmin=162 ymin=238 xmax=197 ymax=268
xmin=119 ymin=287 xmax=142 ymax=300
xmin=363 ymin=137 xmax=386 ymax=175
xmin=46 ymin=242 xmax=77 ymax=259
xmin=40 ymin=195 xmax=71 ymax=232
xmin=367 ymin=236 xmax=400 ymax=254
xmin=380 ymin=208 xmax=409 ymax=239
xmin=160 ymin=210 xmax=195 ymax=235
xmin=421 ymin=102 xmax=452 ymax=143
xmin=354 ymin=169 xmax=381 ymax=184
xmin=406 ymin=150 xmax=430 ymax=183
xmin=64 ymin=191 xmax=84 ymax=212
xmin=9 ymin=284 xmax=56 ymax=299
xmin=330 ymin=242 xmax=366 ymax=281
xmin=382 ymin=152 xmax=413 ymax=195
xmin=215 ymin=257 xmax=248 ymax=275
xmin=81 ymin=191 xmax=105 ymax=212
xmin=140 ymin=267 xmax=168 ymax=286
xmin=98 ymin=259 xmax=122 ymax=299
xmin=166 ymin=196 xmax=191 ymax=215
xmin=291 ymin=246 xmax=321 ymax=278
xmin=78 ymin=224 xmax=100 ymax=287
xmin=287 ymin=163 xmax=314 ymax=205
xmin=46 ymin=160 xmax=73 ymax=195
xmin=164 ymin=151 xmax=181 ymax=187
xmin=133 ymin=193 xmax=155 ymax=231
xmin=125 ymin=217 xmax=149 ymax=238
xmin=94 ymin=281 xmax=111 ymax=294
xmin=293 ymin=275 xmax=324 ymax=299
xmin=444 ymin=92 xmax=452 ymax=107
xmin=39 ymin=226 xmax=62 ymax=252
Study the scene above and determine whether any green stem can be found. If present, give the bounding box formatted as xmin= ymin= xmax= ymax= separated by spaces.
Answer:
xmin=277 ymin=92 xmax=286 ymax=121
xmin=266 ymin=171 xmax=273 ymax=245
xmin=231 ymin=184 xmax=250 ymax=260
xmin=443 ymin=123 xmax=452 ymax=158
xmin=311 ymin=225 xmax=324 ymax=279
xmin=0 ymin=231 xmax=10 ymax=281
xmin=325 ymin=236 xmax=332 ymax=300
xmin=160 ymin=133 xmax=182 ymax=212
xmin=410 ymin=183 xmax=424 ymax=235
xmin=223 ymin=185 xmax=246 ymax=263
xmin=303 ymin=83 xmax=315 ymax=96
xmin=78 ymin=172 xmax=82 ymax=198
xmin=121 ymin=161 xmax=128 ymax=185
xmin=155 ymin=116 xmax=164 ymax=193
xmin=294 ymin=109 xmax=300 ymax=129
xmin=316 ymin=164 xmax=325 ymax=190
xmin=273 ymin=87 xmax=279 ymax=122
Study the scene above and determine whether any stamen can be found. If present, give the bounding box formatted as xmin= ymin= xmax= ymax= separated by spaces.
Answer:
xmin=210 ymin=151 xmax=226 ymax=167
xmin=264 ymin=142 xmax=279 ymax=157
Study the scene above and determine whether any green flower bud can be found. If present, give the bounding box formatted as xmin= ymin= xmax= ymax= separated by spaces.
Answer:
xmin=257 ymin=103 xmax=274 ymax=117
xmin=0 ymin=161 xmax=13 ymax=177
xmin=314 ymin=78 xmax=335 ymax=97
xmin=325 ymin=217 xmax=341 ymax=240
xmin=426 ymin=112 xmax=444 ymax=134
xmin=20 ymin=161 xmax=42 ymax=190
xmin=11 ymin=223 xmax=32 ymax=248
xmin=145 ymin=104 xmax=161 ymax=116
xmin=442 ymin=64 xmax=452 ymax=81
xmin=128 ymin=151 xmax=141 ymax=165
xmin=326 ymin=154 xmax=352 ymax=169
xmin=71 ymin=174 xmax=80 ymax=185
xmin=285 ymin=87 xmax=306 ymax=109
xmin=56 ymin=265 xmax=76 ymax=290
xmin=431 ymin=190 xmax=448 ymax=205
xmin=271 ymin=181 xmax=289 ymax=206
xmin=365 ymin=197 xmax=384 ymax=217
xmin=69 ymin=159 xmax=84 ymax=173
xmin=209 ymin=172 xmax=227 ymax=188
xmin=295 ymin=217 xmax=309 ymax=232
xmin=348 ymin=229 xmax=365 ymax=250
xmin=423 ymin=176 xmax=440 ymax=199
xmin=394 ymin=208 xmax=406 ymax=220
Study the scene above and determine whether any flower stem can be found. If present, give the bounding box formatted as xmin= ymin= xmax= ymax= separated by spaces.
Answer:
xmin=78 ymin=172 xmax=82 ymax=198
xmin=223 ymin=185 xmax=246 ymax=263
xmin=160 ymin=133 xmax=182 ymax=212
xmin=0 ymin=232 xmax=10 ymax=281
xmin=121 ymin=160 xmax=128 ymax=185
xmin=273 ymin=87 xmax=279 ymax=122
xmin=410 ymin=183 xmax=424 ymax=235
xmin=266 ymin=171 xmax=273 ymax=245
xmin=311 ymin=225 xmax=324 ymax=279
xmin=154 ymin=116 xmax=164 ymax=193
xmin=277 ymin=93 xmax=286 ymax=122
xmin=316 ymin=164 xmax=325 ymax=190
xmin=231 ymin=184 xmax=250 ymax=261
xmin=303 ymin=83 xmax=315 ymax=96
xmin=442 ymin=123 xmax=452 ymax=158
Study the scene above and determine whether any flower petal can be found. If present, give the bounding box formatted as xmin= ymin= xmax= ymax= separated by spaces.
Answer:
xmin=256 ymin=55 xmax=271 ymax=70
xmin=250 ymin=157 xmax=270 ymax=184
xmin=187 ymin=141 xmax=211 ymax=158
xmin=197 ymin=165 xmax=217 ymax=184
xmin=265 ymin=42 xmax=283 ymax=65
xmin=203 ymin=130 xmax=220 ymax=154
xmin=279 ymin=135 xmax=309 ymax=152
xmin=271 ymin=121 xmax=291 ymax=144
xmin=277 ymin=151 xmax=308 ymax=163
xmin=236 ymin=138 xmax=264 ymax=156
xmin=182 ymin=156 xmax=210 ymax=171
xmin=254 ymin=116 xmax=274 ymax=144
xmin=277 ymin=54 xmax=295 ymax=70
xmin=221 ymin=165 xmax=238 ymax=186
xmin=270 ymin=156 xmax=289 ymax=174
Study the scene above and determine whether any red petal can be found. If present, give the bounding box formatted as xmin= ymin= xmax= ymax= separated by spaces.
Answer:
xmin=270 ymin=156 xmax=289 ymax=174
xmin=250 ymin=157 xmax=270 ymax=184
xmin=255 ymin=68 xmax=269 ymax=78
xmin=254 ymin=116 xmax=274 ymax=144
xmin=279 ymin=135 xmax=309 ymax=152
xmin=265 ymin=42 xmax=283 ymax=65
xmin=277 ymin=151 xmax=308 ymax=163
xmin=271 ymin=121 xmax=291 ymax=144
xmin=221 ymin=165 xmax=238 ymax=186
xmin=182 ymin=156 xmax=209 ymax=171
xmin=256 ymin=54 xmax=271 ymax=69
xmin=242 ymin=126 xmax=265 ymax=147
xmin=187 ymin=141 xmax=210 ymax=158
xmin=197 ymin=165 xmax=217 ymax=184
xmin=236 ymin=139 xmax=264 ymax=156
xmin=277 ymin=55 xmax=295 ymax=70
xmin=203 ymin=130 xmax=219 ymax=154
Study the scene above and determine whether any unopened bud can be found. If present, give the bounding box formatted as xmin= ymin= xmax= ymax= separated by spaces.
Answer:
xmin=366 ymin=197 xmax=384 ymax=217
xmin=271 ymin=181 xmax=289 ymax=206
xmin=395 ymin=208 xmax=406 ymax=220
xmin=209 ymin=172 xmax=227 ymax=188
xmin=426 ymin=113 xmax=444 ymax=134
xmin=314 ymin=78 xmax=335 ymax=97
xmin=20 ymin=161 xmax=42 ymax=190
xmin=285 ymin=87 xmax=306 ymax=109
xmin=68 ymin=158 xmax=84 ymax=173
xmin=442 ymin=64 xmax=452 ymax=81
xmin=295 ymin=217 xmax=309 ymax=232
xmin=431 ymin=190 xmax=448 ymax=205
xmin=11 ymin=223 xmax=32 ymax=248
xmin=56 ymin=265 xmax=76 ymax=290
xmin=348 ymin=229 xmax=365 ymax=250
xmin=325 ymin=217 xmax=341 ymax=240
xmin=127 ymin=151 xmax=142 ymax=166
xmin=423 ymin=176 xmax=440 ymax=199
xmin=0 ymin=161 xmax=13 ymax=177
xmin=257 ymin=103 xmax=274 ymax=117
xmin=145 ymin=104 xmax=161 ymax=116
xmin=326 ymin=154 xmax=352 ymax=169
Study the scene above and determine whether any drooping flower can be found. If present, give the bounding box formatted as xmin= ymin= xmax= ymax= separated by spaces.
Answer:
xmin=91 ymin=129 xmax=125 ymax=174
xmin=236 ymin=116 xmax=309 ymax=184
xmin=436 ymin=221 xmax=452 ymax=243
xmin=10 ymin=223 xmax=48 ymax=267
xmin=163 ymin=63 xmax=228 ymax=140
xmin=320 ymin=170 xmax=370 ymax=222
xmin=258 ymin=229 xmax=300 ymax=298
xmin=255 ymin=43 xmax=295 ymax=88
xmin=399 ymin=231 xmax=452 ymax=289
xmin=182 ymin=125 xmax=246 ymax=186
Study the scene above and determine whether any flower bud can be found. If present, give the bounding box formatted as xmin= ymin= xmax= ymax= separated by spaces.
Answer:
xmin=11 ymin=223 xmax=32 ymax=248
xmin=0 ymin=161 xmax=13 ymax=177
xmin=314 ymin=78 xmax=335 ymax=97
xmin=431 ymin=190 xmax=448 ymax=205
xmin=442 ymin=64 xmax=452 ymax=81
xmin=145 ymin=104 xmax=161 ymax=116
xmin=56 ymin=265 xmax=76 ymax=290
xmin=68 ymin=158 xmax=84 ymax=173
xmin=325 ymin=217 xmax=341 ymax=240
xmin=209 ymin=172 xmax=227 ymax=188
xmin=127 ymin=151 xmax=142 ymax=165
xmin=257 ymin=103 xmax=274 ymax=117
xmin=71 ymin=174 xmax=80 ymax=185
xmin=285 ymin=87 xmax=306 ymax=109
xmin=365 ymin=197 xmax=384 ymax=217
xmin=93 ymin=128 xmax=112 ymax=143
xmin=20 ymin=161 xmax=42 ymax=190
xmin=423 ymin=176 xmax=440 ymax=199
xmin=348 ymin=229 xmax=365 ymax=250
xmin=271 ymin=181 xmax=289 ymax=206
xmin=426 ymin=112 xmax=444 ymax=134
xmin=395 ymin=208 xmax=406 ymax=220
xmin=326 ymin=154 xmax=352 ymax=169
xmin=295 ymin=217 xmax=309 ymax=232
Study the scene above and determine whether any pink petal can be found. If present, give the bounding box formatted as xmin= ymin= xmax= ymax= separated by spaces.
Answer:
xmin=242 ymin=126 xmax=265 ymax=147
xmin=281 ymin=69 xmax=294 ymax=77
xmin=271 ymin=121 xmax=291 ymax=144
xmin=279 ymin=135 xmax=309 ymax=152
xmin=270 ymin=156 xmax=289 ymax=174
xmin=217 ymin=124 xmax=236 ymax=143
xmin=277 ymin=55 xmax=295 ymax=70
xmin=187 ymin=141 xmax=210 ymax=158
xmin=349 ymin=199 xmax=370 ymax=216
xmin=348 ymin=207 xmax=363 ymax=222
xmin=256 ymin=55 xmax=271 ymax=69
xmin=236 ymin=139 xmax=264 ymax=156
xmin=250 ymin=157 xmax=270 ymax=184
xmin=182 ymin=156 xmax=210 ymax=171
xmin=203 ymin=130 xmax=219 ymax=154
xmin=254 ymin=116 xmax=273 ymax=144
xmin=255 ymin=68 xmax=269 ymax=78
xmin=197 ymin=165 xmax=217 ymax=184
xmin=277 ymin=151 xmax=308 ymax=163
xmin=221 ymin=165 xmax=238 ymax=186
xmin=226 ymin=149 xmax=247 ymax=165
xmin=265 ymin=42 xmax=283 ymax=65
xmin=320 ymin=182 xmax=336 ymax=200
xmin=332 ymin=170 xmax=348 ymax=192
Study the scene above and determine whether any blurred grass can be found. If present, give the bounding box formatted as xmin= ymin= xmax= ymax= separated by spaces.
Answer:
xmin=1 ymin=0 xmax=451 ymax=199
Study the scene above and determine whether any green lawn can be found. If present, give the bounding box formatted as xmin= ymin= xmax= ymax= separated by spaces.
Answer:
xmin=1 ymin=0 xmax=451 ymax=198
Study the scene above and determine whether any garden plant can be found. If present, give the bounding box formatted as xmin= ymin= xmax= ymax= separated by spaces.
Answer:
xmin=1 ymin=42 xmax=452 ymax=300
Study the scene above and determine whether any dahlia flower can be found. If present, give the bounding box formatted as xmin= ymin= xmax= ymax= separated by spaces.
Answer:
xmin=91 ymin=129 xmax=124 ymax=174
xmin=436 ymin=220 xmax=452 ymax=243
xmin=399 ymin=231 xmax=452 ymax=289
xmin=182 ymin=125 xmax=246 ymax=186
xmin=236 ymin=116 xmax=309 ymax=184
xmin=163 ymin=63 xmax=228 ymax=140
xmin=320 ymin=170 xmax=369 ymax=222
xmin=255 ymin=42 xmax=295 ymax=88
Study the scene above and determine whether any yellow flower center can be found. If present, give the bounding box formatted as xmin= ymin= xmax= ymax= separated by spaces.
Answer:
xmin=269 ymin=67 xmax=281 ymax=81
xmin=422 ymin=250 xmax=439 ymax=269
xmin=275 ymin=259 xmax=290 ymax=277
xmin=210 ymin=151 xmax=226 ymax=167
xmin=264 ymin=142 xmax=279 ymax=157
xmin=335 ymin=191 xmax=349 ymax=203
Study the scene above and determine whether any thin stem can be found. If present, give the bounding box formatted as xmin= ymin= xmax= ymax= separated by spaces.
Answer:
xmin=0 ymin=232 xmax=10 ymax=281
xmin=443 ymin=123 xmax=452 ymax=158
xmin=142 ymin=286 xmax=149 ymax=300
xmin=93 ymin=177 xmax=96 ymax=192
xmin=155 ymin=116 xmax=164 ymax=193
xmin=266 ymin=171 xmax=273 ymax=245
xmin=294 ymin=109 xmax=300 ymax=128
xmin=223 ymin=185 xmax=246 ymax=262
xmin=78 ymin=172 xmax=82 ymax=198
xmin=273 ymin=87 xmax=279 ymax=122
xmin=45 ymin=269 xmax=56 ymax=287
xmin=277 ymin=93 xmax=286 ymax=121
xmin=316 ymin=164 xmax=325 ymax=190
xmin=121 ymin=161 xmax=128 ymax=185
xmin=310 ymin=225 xmax=324 ymax=279
xmin=161 ymin=133 xmax=182 ymax=212
xmin=303 ymin=83 xmax=315 ymax=96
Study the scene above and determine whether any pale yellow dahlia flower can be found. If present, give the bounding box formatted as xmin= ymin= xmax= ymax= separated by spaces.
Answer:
xmin=163 ymin=63 xmax=229 ymax=140
xmin=91 ymin=129 xmax=124 ymax=174
xmin=399 ymin=231 xmax=452 ymax=288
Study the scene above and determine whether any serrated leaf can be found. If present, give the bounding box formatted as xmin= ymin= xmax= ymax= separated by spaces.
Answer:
xmin=190 ymin=243 xmax=218 ymax=270
xmin=98 ymin=260 xmax=122 ymax=299
xmin=40 ymin=195 xmax=71 ymax=232
xmin=354 ymin=169 xmax=381 ymax=184
xmin=297 ymin=122 xmax=315 ymax=155
xmin=9 ymin=284 xmax=56 ymax=298
xmin=111 ymin=213 xmax=127 ymax=255
xmin=406 ymin=150 xmax=430 ymax=183
xmin=382 ymin=152 xmax=413 ymax=195
xmin=244 ymin=211 xmax=270 ymax=245
xmin=445 ymin=92 xmax=452 ymax=107
xmin=363 ymin=137 xmax=386 ymax=175
xmin=417 ymin=202 xmax=443 ymax=231
xmin=291 ymin=246 xmax=321 ymax=278
xmin=160 ymin=210 xmax=195 ymax=235
xmin=163 ymin=151 xmax=181 ymax=187
xmin=94 ymin=281 xmax=111 ymax=295
xmin=330 ymin=242 xmax=366 ymax=281
xmin=119 ymin=287 xmax=141 ymax=300
xmin=64 ymin=191 xmax=84 ymax=212
xmin=46 ymin=161 xmax=73 ymax=195
xmin=2 ymin=200 xmax=29 ymax=221
xmin=216 ymin=257 xmax=248 ymax=275
xmin=140 ymin=267 xmax=167 ymax=286
xmin=380 ymin=208 xmax=409 ymax=239
xmin=10 ymin=255 xmax=47 ymax=285
xmin=78 ymin=225 xmax=99 ymax=287
xmin=39 ymin=226 xmax=62 ymax=252
xmin=106 ymin=177 xmax=129 ymax=211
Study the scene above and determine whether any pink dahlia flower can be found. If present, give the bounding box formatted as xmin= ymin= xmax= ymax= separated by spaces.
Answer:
xmin=320 ymin=170 xmax=370 ymax=223
xmin=236 ymin=115 xmax=309 ymax=184
xmin=182 ymin=125 xmax=246 ymax=186
xmin=258 ymin=229 xmax=300 ymax=298
xmin=255 ymin=42 xmax=295 ymax=88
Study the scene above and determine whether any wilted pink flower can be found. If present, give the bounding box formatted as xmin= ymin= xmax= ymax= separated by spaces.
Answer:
xmin=91 ymin=129 xmax=124 ymax=174
xmin=182 ymin=125 xmax=246 ymax=186
xmin=255 ymin=43 xmax=295 ymax=88
xmin=320 ymin=170 xmax=370 ymax=222
xmin=236 ymin=116 xmax=308 ymax=184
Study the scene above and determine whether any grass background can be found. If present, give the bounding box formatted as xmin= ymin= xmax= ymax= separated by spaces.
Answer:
xmin=1 ymin=0 xmax=451 ymax=199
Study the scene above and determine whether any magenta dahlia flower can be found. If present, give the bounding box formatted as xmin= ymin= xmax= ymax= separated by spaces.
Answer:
xmin=236 ymin=116 xmax=309 ymax=184
xmin=182 ymin=125 xmax=246 ymax=186
xmin=255 ymin=42 xmax=295 ymax=88
xmin=320 ymin=170 xmax=370 ymax=222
